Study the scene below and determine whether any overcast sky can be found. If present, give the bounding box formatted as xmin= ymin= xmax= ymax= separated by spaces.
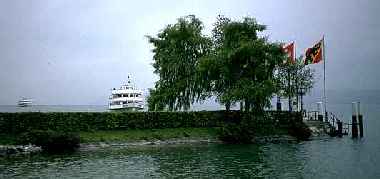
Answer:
xmin=0 ymin=0 xmax=379 ymax=105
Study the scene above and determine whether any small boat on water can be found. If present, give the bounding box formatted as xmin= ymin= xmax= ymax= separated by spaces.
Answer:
xmin=18 ymin=98 xmax=33 ymax=107
xmin=109 ymin=76 xmax=144 ymax=111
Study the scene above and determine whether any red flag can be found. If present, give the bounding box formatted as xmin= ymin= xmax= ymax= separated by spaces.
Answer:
xmin=304 ymin=38 xmax=323 ymax=65
xmin=282 ymin=42 xmax=295 ymax=64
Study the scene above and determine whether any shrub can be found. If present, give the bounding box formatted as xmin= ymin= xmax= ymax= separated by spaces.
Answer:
xmin=152 ymin=133 xmax=163 ymax=140
xmin=288 ymin=122 xmax=312 ymax=140
xmin=182 ymin=131 xmax=190 ymax=137
xmin=0 ymin=111 xmax=304 ymax=141
xmin=217 ymin=123 xmax=255 ymax=144
xmin=18 ymin=130 xmax=80 ymax=152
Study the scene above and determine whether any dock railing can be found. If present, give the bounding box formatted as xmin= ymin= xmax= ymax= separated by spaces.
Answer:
xmin=305 ymin=110 xmax=349 ymax=136
xmin=304 ymin=111 xmax=322 ymax=121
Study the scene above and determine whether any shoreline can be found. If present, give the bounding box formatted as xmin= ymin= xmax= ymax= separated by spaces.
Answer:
xmin=0 ymin=111 xmax=308 ymax=156
xmin=1 ymin=134 xmax=301 ymax=157
xmin=80 ymin=138 xmax=221 ymax=151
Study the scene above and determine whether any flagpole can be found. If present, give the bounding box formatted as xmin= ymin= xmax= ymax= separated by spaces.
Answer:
xmin=323 ymin=35 xmax=327 ymax=121
xmin=292 ymin=41 xmax=296 ymax=112
xmin=294 ymin=41 xmax=298 ymax=111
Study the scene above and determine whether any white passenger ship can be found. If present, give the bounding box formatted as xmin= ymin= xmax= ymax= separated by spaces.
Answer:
xmin=18 ymin=98 xmax=33 ymax=107
xmin=108 ymin=76 xmax=144 ymax=111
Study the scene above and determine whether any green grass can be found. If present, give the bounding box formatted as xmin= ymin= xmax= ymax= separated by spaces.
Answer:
xmin=0 ymin=134 xmax=19 ymax=145
xmin=79 ymin=127 xmax=219 ymax=143
xmin=0 ymin=126 xmax=292 ymax=145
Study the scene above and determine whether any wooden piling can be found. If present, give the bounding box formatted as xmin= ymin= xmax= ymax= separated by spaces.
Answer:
xmin=352 ymin=115 xmax=358 ymax=138
xmin=337 ymin=120 xmax=343 ymax=137
xmin=318 ymin=115 xmax=323 ymax=122
xmin=352 ymin=102 xmax=358 ymax=138
xmin=358 ymin=115 xmax=363 ymax=137
xmin=276 ymin=102 xmax=281 ymax=111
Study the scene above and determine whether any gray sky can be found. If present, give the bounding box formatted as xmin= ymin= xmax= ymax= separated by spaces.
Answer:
xmin=0 ymin=0 xmax=379 ymax=105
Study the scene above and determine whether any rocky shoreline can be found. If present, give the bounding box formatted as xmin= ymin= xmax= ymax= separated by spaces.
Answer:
xmin=254 ymin=135 xmax=298 ymax=144
xmin=1 ymin=134 xmax=301 ymax=157
xmin=304 ymin=120 xmax=332 ymax=137
xmin=79 ymin=135 xmax=299 ymax=151
xmin=79 ymin=138 xmax=220 ymax=151
xmin=0 ymin=144 xmax=41 ymax=157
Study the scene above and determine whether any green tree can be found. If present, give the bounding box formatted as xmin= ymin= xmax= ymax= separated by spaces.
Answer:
xmin=146 ymin=88 xmax=165 ymax=111
xmin=276 ymin=56 xmax=315 ymax=111
xmin=146 ymin=15 xmax=211 ymax=111
xmin=199 ymin=16 xmax=284 ymax=112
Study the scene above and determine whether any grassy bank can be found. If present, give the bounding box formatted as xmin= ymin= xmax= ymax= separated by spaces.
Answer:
xmin=0 ymin=111 xmax=308 ymax=145
xmin=0 ymin=126 xmax=295 ymax=145
xmin=0 ymin=127 xmax=219 ymax=145
xmin=0 ymin=111 xmax=301 ymax=134
xmin=0 ymin=134 xmax=18 ymax=145
xmin=79 ymin=127 xmax=219 ymax=143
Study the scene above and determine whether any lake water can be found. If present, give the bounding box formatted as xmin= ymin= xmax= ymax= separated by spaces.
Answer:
xmin=1 ymin=134 xmax=380 ymax=178
xmin=0 ymin=105 xmax=109 ymax=113
xmin=1 ymin=100 xmax=380 ymax=178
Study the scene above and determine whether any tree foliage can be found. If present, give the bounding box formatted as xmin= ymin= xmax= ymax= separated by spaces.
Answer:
xmin=146 ymin=15 xmax=211 ymax=111
xmin=147 ymin=15 xmax=314 ymax=112
xmin=276 ymin=56 xmax=315 ymax=100
xmin=199 ymin=16 xmax=284 ymax=112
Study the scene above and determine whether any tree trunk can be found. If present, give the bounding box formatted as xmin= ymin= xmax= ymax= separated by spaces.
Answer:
xmin=245 ymin=99 xmax=250 ymax=112
xmin=288 ymin=68 xmax=292 ymax=112
xmin=296 ymin=94 xmax=299 ymax=112
xmin=225 ymin=102 xmax=231 ymax=112
xmin=276 ymin=96 xmax=282 ymax=111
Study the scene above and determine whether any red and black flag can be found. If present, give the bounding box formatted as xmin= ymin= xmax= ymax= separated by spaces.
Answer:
xmin=304 ymin=38 xmax=323 ymax=65
xmin=282 ymin=42 xmax=295 ymax=64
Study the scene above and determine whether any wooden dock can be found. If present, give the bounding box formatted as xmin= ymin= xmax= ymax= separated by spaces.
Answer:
xmin=303 ymin=111 xmax=349 ymax=137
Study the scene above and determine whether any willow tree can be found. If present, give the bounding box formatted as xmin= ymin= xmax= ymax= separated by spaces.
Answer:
xmin=147 ymin=15 xmax=211 ymax=111
xmin=199 ymin=16 xmax=285 ymax=112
